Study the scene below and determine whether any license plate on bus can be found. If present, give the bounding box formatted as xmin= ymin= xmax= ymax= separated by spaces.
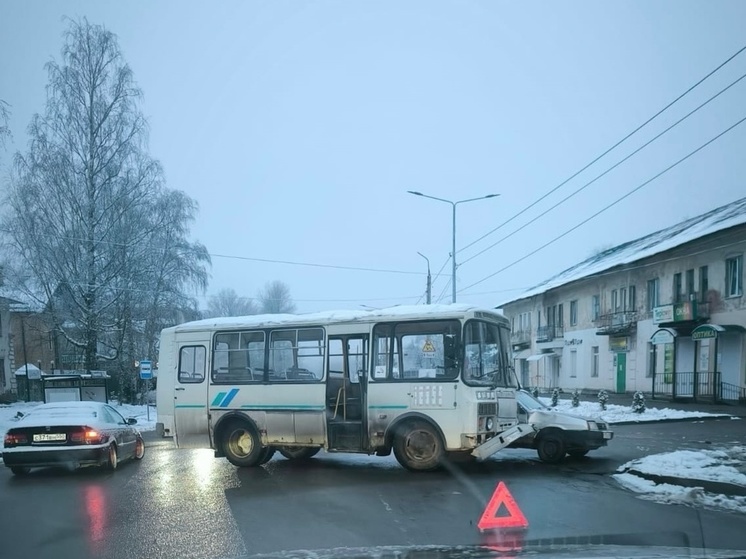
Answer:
xmin=33 ymin=433 xmax=66 ymax=442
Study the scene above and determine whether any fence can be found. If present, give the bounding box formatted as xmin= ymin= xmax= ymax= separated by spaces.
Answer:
xmin=652 ymin=371 xmax=722 ymax=403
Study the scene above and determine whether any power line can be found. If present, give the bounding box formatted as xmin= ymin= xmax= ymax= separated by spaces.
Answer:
xmin=458 ymin=114 xmax=746 ymax=294
xmin=435 ymin=277 xmax=452 ymax=304
xmin=458 ymin=43 xmax=746 ymax=255
xmin=459 ymin=71 xmax=746 ymax=266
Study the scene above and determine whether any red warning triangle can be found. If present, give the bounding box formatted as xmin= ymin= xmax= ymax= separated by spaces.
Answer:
xmin=477 ymin=481 xmax=528 ymax=531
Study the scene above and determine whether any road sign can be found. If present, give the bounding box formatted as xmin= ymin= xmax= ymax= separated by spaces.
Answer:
xmin=422 ymin=339 xmax=436 ymax=353
xmin=477 ymin=481 xmax=528 ymax=531
xmin=139 ymin=360 xmax=153 ymax=380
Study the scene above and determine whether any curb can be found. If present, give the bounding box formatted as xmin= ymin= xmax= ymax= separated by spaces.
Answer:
xmin=610 ymin=414 xmax=736 ymax=426
xmin=625 ymin=468 xmax=746 ymax=497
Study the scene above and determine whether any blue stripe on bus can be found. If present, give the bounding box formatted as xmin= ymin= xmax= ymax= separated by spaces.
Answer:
xmin=175 ymin=404 xmax=206 ymax=409
xmin=221 ymin=388 xmax=240 ymax=407
xmin=211 ymin=392 xmax=226 ymax=407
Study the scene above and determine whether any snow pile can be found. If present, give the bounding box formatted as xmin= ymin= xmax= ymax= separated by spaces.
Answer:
xmin=538 ymin=397 xmax=730 ymax=423
xmin=614 ymin=447 xmax=746 ymax=514
xmin=0 ymin=401 xmax=157 ymax=437
xmin=620 ymin=448 xmax=746 ymax=487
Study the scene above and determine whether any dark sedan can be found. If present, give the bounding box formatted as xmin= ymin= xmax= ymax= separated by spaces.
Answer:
xmin=2 ymin=401 xmax=145 ymax=475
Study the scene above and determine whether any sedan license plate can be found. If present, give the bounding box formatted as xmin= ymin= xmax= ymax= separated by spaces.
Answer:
xmin=33 ymin=433 xmax=66 ymax=442
xmin=603 ymin=432 xmax=613 ymax=439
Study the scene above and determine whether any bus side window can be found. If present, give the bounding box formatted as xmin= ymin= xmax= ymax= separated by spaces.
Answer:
xmin=347 ymin=338 xmax=367 ymax=384
xmin=179 ymin=346 xmax=206 ymax=384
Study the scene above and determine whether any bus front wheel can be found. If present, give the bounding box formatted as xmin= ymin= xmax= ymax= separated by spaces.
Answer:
xmin=278 ymin=447 xmax=320 ymax=461
xmin=221 ymin=421 xmax=263 ymax=467
xmin=392 ymin=420 xmax=444 ymax=472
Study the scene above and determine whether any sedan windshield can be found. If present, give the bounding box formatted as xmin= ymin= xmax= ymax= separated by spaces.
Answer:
xmin=517 ymin=390 xmax=548 ymax=411
xmin=463 ymin=320 xmax=517 ymax=387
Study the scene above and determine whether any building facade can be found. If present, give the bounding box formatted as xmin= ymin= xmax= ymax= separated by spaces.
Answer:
xmin=500 ymin=199 xmax=746 ymax=402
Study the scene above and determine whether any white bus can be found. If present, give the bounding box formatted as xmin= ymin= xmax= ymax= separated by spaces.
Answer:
xmin=155 ymin=304 xmax=531 ymax=471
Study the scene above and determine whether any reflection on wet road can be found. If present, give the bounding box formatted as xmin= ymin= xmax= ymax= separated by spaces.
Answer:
xmin=1 ymin=420 xmax=744 ymax=559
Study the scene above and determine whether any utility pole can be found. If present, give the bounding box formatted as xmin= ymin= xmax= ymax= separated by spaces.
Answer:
xmin=417 ymin=252 xmax=431 ymax=304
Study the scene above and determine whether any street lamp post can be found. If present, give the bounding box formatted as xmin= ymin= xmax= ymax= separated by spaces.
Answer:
xmin=407 ymin=191 xmax=499 ymax=303
xmin=417 ymin=252 xmax=431 ymax=304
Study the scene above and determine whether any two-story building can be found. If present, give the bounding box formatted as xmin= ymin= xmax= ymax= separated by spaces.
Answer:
xmin=500 ymin=197 xmax=746 ymax=402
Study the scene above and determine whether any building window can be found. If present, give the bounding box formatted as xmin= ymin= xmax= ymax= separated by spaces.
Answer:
xmin=570 ymin=349 xmax=577 ymax=378
xmin=557 ymin=304 xmax=564 ymax=328
xmin=686 ymin=269 xmax=695 ymax=299
xmin=570 ymin=300 xmax=578 ymax=326
xmin=628 ymin=285 xmax=636 ymax=312
xmin=612 ymin=289 xmax=619 ymax=312
xmin=592 ymin=295 xmax=600 ymax=321
xmin=647 ymin=278 xmax=659 ymax=311
xmin=673 ymin=273 xmax=682 ymax=303
xmin=725 ymin=255 xmax=743 ymax=297
xmin=699 ymin=266 xmax=709 ymax=300
xmin=0 ymin=358 xmax=4 ymax=388
xmin=620 ymin=288 xmax=627 ymax=311
xmin=591 ymin=346 xmax=599 ymax=378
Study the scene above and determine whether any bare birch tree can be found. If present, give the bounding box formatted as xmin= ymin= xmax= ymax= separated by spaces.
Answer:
xmin=205 ymin=288 xmax=257 ymax=318
xmin=2 ymin=19 xmax=209 ymax=374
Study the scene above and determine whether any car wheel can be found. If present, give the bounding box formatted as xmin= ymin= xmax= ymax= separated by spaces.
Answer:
xmin=392 ymin=420 xmax=444 ymax=472
xmin=134 ymin=436 xmax=145 ymax=460
xmin=258 ymin=446 xmax=276 ymax=464
xmin=568 ymin=449 xmax=589 ymax=458
xmin=278 ymin=447 xmax=320 ymax=461
xmin=106 ymin=444 xmax=119 ymax=471
xmin=537 ymin=435 xmax=565 ymax=463
xmin=221 ymin=421 xmax=263 ymax=467
xmin=10 ymin=466 xmax=30 ymax=476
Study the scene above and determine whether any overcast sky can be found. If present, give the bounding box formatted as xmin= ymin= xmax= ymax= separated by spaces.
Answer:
xmin=1 ymin=1 xmax=745 ymax=313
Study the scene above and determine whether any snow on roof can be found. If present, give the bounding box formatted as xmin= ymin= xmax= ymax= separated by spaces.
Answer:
xmin=167 ymin=304 xmax=496 ymax=333
xmin=499 ymin=197 xmax=746 ymax=307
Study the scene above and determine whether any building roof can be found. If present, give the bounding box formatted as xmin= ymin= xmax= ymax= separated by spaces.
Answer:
xmin=499 ymin=196 xmax=746 ymax=307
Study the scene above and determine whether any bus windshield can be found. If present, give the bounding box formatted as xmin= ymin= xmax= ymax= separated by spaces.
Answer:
xmin=463 ymin=320 xmax=517 ymax=388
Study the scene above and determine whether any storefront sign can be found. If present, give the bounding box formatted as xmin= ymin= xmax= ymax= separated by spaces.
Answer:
xmin=564 ymin=338 xmax=583 ymax=346
xmin=692 ymin=329 xmax=717 ymax=340
xmin=674 ymin=301 xmax=695 ymax=322
xmin=653 ymin=305 xmax=674 ymax=324
xmin=651 ymin=330 xmax=674 ymax=345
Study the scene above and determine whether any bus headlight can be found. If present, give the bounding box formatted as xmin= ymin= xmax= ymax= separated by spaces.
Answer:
xmin=486 ymin=417 xmax=495 ymax=431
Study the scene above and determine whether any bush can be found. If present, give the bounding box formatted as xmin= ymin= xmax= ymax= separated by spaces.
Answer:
xmin=551 ymin=388 xmax=560 ymax=407
xmin=531 ymin=386 xmax=539 ymax=399
xmin=632 ymin=391 xmax=646 ymax=414
xmin=598 ymin=389 xmax=608 ymax=411
xmin=571 ymin=388 xmax=580 ymax=407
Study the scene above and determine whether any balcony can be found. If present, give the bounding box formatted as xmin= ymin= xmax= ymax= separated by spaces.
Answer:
xmin=653 ymin=300 xmax=709 ymax=326
xmin=536 ymin=324 xmax=563 ymax=343
xmin=511 ymin=329 xmax=531 ymax=349
xmin=595 ymin=311 xmax=637 ymax=336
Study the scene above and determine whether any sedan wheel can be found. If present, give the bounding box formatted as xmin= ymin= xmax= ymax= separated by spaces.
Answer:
xmin=106 ymin=444 xmax=118 ymax=471
xmin=537 ymin=435 xmax=565 ymax=463
xmin=134 ymin=437 xmax=145 ymax=460
xmin=10 ymin=466 xmax=30 ymax=476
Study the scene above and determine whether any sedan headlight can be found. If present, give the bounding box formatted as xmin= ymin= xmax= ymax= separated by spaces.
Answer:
xmin=587 ymin=421 xmax=598 ymax=430
xmin=486 ymin=417 xmax=495 ymax=431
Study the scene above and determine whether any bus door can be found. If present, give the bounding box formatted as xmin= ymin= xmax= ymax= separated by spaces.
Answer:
xmin=367 ymin=321 xmax=461 ymax=451
xmin=173 ymin=344 xmax=211 ymax=448
xmin=326 ymin=335 xmax=368 ymax=451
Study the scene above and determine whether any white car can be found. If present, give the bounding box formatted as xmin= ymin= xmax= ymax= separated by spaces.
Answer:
xmin=510 ymin=390 xmax=614 ymax=463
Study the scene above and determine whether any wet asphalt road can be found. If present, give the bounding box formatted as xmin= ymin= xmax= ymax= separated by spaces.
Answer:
xmin=1 ymin=418 xmax=744 ymax=559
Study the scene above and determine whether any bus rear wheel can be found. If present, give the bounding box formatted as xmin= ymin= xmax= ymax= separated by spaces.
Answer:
xmin=393 ymin=420 xmax=444 ymax=472
xmin=222 ymin=421 xmax=263 ymax=467
xmin=278 ymin=447 xmax=320 ymax=461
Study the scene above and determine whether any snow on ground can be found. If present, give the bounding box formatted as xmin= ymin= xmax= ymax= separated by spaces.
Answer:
xmin=0 ymin=400 xmax=157 ymax=437
xmin=538 ymin=397 xmax=731 ymax=423
xmin=614 ymin=447 xmax=746 ymax=514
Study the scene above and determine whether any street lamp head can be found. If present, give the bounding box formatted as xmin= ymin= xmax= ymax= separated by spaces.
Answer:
xmin=484 ymin=194 xmax=500 ymax=199
xmin=407 ymin=190 xmax=423 ymax=196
